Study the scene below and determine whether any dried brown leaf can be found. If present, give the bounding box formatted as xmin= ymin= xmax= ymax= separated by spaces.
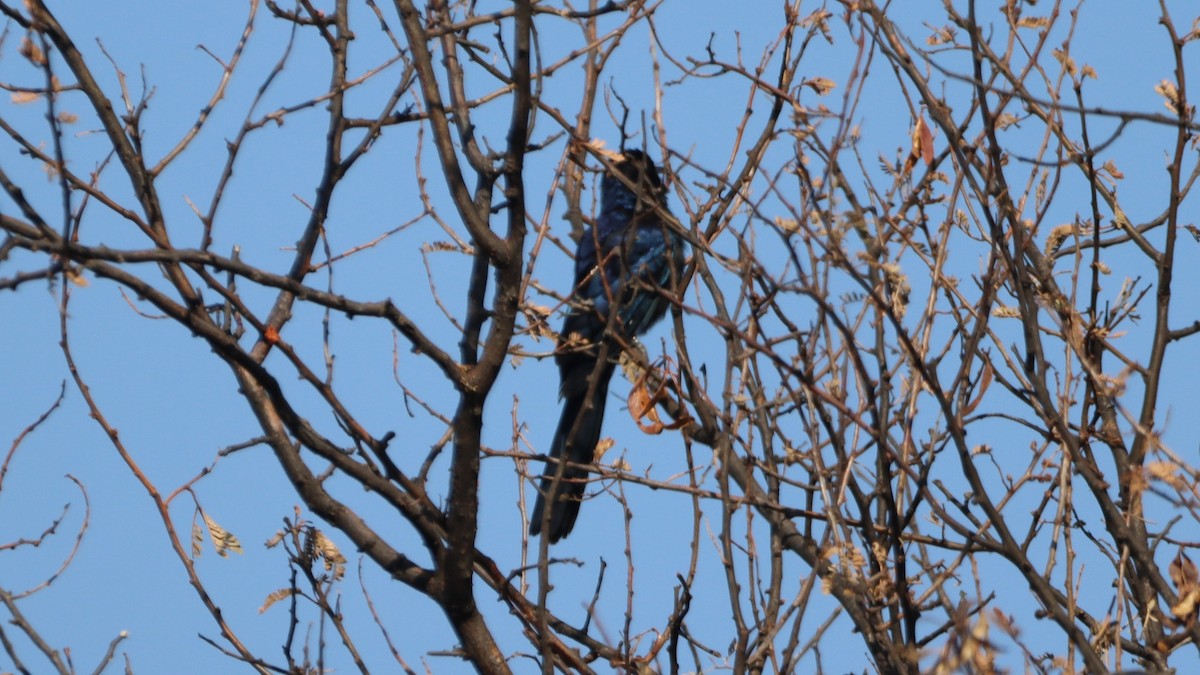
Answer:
xmin=523 ymin=303 xmax=553 ymax=339
xmin=204 ymin=513 xmax=244 ymax=558
xmin=916 ymin=114 xmax=934 ymax=166
xmin=798 ymin=9 xmax=834 ymax=43
xmin=1185 ymin=17 xmax=1200 ymax=43
xmin=628 ymin=383 xmax=664 ymax=434
xmin=1168 ymin=549 xmax=1200 ymax=624
xmin=20 ymin=36 xmax=46 ymax=65
xmin=1045 ymin=223 xmax=1076 ymax=255
xmin=1170 ymin=550 xmax=1198 ymax=590
xmin=803 ymin=77 xmax=836 ymax=95
xmin=191 ymin=521 xmax=204 ymax=559
xmin=585 ymin=138 xmax=622 ymax=162
xmin=1155 ymin=80 xmax=1192 ymax=117
xmin=65 ymin=267 xmax=89 ymax=287
xmin=994 ymin=113 xmax=1019 ymax=130
xmin=774 ymin=216 xmax=801 ymax=234
xmin=1147 ymin=461 xmax=1186 ymax=490
xmin=11 ymin=91 xmax=40 ymax=105
xmin=1171 ymin=588 xmax=1200 ymax=624
xmin=592 ymin=437 xmax=615 ymax=461
xmin=881 ymin=262 xmax=910 ymax=318
xmin=926 ymin=25 xmax=956 ymax=45
xmin=1101 ymin=159 xmax=1124 ymax=180
xmin=962 ymin=363 xmax=993 ymax=417
xmin=1052 ymin=48 xmax=1077 ymax=77
xmin=259 ymin=588 xmax=295 ymax=614
xmin=844 ymin=544 xmax=866 ymax=573
xmin=423 ymin=240 xmax=460 ymax=253
xmin=312 ymin=529 xmax=346 ymax=579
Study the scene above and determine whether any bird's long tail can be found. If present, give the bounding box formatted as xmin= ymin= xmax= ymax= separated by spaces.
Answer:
xmin=530 ymin=363 xmax=613 ymax=542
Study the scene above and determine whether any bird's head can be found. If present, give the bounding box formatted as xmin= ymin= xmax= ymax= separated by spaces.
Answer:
xmin=604 ymin=149 xmax=666 ymax=204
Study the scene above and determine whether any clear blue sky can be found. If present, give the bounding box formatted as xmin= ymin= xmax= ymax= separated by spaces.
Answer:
xmin=2 ymin=1 xmax=1198 ymax=673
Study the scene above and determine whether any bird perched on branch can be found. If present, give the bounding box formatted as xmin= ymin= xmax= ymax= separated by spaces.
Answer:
xmin=530 ymin=149 xmax=686 ymax=543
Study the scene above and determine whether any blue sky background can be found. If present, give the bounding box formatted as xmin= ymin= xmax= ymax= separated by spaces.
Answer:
xmin=3 ymin=1 xmax=1199 ymax=673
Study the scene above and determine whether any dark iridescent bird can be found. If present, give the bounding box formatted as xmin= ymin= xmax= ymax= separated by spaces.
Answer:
xmin=530 ymin=149 xmax=686 ymax=543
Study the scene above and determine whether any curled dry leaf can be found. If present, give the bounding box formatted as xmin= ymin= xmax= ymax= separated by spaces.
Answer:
xmin=625 ymin=357 xmax=692 ymax=434
xmin=961 ymin=363 xmax=994 ymax=417
xmin=191 ymin=521 xmax=204 ymax=559
xmin=312 ymin=529 xmax=346 ymax=580
xmin=994 ymin=113 xmax=1019 ymax=130
xmin=803 ymin=77 xmax=836 ymax=95
xmin=1155 ymin=79 xmax=1194 ymax=118
xmin=264 ymin=530 xmax=286 ymax=548
xmin=1155 ymin=80 xmax=1181 ymax=112
xmin=926 ymin=25 xmax=956 ymax=45
xmin=259 ymin=588 xmax=296 ymax=614
xmin=584 ymin=137 xmax=622 ymax=162
xmin=423 ymin=240 xmax=461 ymax=253
xmin=1044 ymin=223 xmax=1077 ymax=255
xmin=628 ymin=381 xmax=665 ymax=434
xmin=916 ymin=115 xmax=934 ymax=166
xmin=11 ymin=90 xmax=40 ymax=105
xmin=523 ymin=303 xmax=554 ymax=339
xmin=20 ymin=36 xmax=47 ymax=65
xmin=592 ymin=437 xmax=615 ymax=461
xmin=798 ymin=8 xmax=833 ymax=43
xmin=204 ymin=512 xmax=244 ymax=557
xmin=1147 ymin=461 xmax=1186 ymax=490
xmin=881 ymin=262 xmax=910 ymax=318
xmin=774 ymin=217 xmax=802 ymax=235
xmin=1051 ymin=48 xmax=1077 ymax=77
xmin=65 ymin=266 xmax=89 ymax=287
xmin=1169 ymin=549 xmax=1200 ymax=625
xmin=1017 ymin=16 xmax=1051 ymax=30
xmin=1101 ymin=159 xmax=1124 ymax=180
xmin=901 ymin=114 xmax=934 ymax=177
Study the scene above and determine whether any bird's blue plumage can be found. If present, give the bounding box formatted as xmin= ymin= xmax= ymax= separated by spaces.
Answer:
xmin=530 ymin=150 xmax=685 ymax=542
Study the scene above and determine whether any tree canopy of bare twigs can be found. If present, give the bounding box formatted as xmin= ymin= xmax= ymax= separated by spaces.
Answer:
xmin=3 ymin=1 xmax=1200 ymax=673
